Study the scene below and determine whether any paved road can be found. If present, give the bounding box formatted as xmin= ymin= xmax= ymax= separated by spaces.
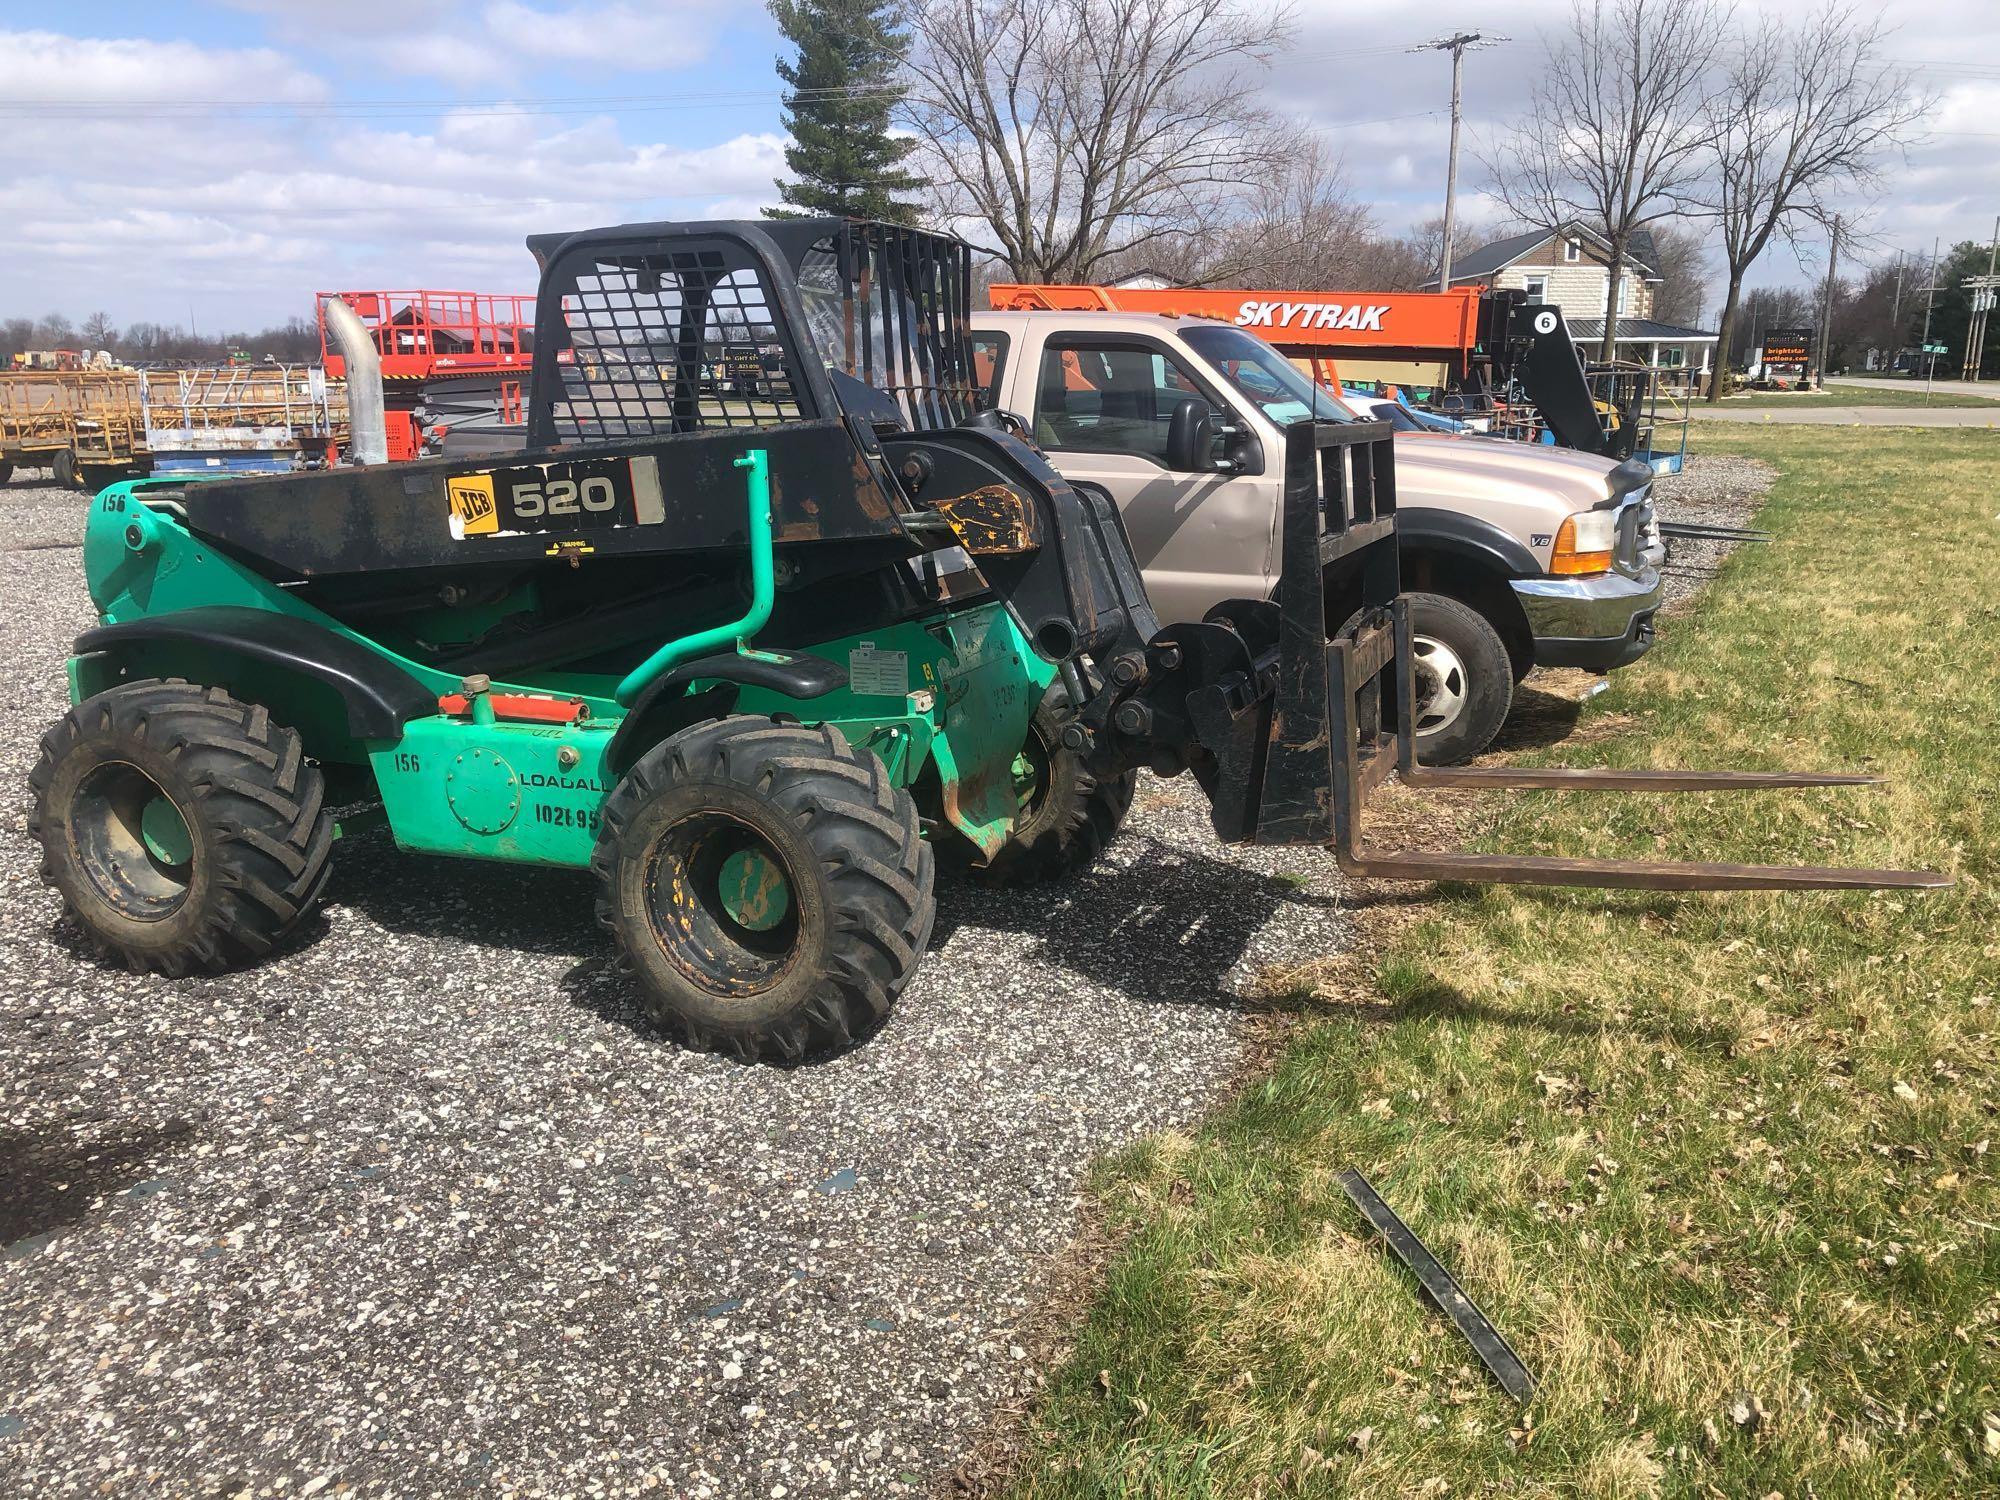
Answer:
xmin=1689 ymin=403 xmax=2000 ymax=427
xmin=1827 ymin=375 xmax=1998 ymax=401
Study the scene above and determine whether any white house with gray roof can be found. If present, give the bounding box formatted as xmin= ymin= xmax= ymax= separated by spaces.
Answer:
xmin=1427 ymin=223 xmax=1716 ymax=382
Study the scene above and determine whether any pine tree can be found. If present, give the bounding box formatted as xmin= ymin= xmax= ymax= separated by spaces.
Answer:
xmin=767 ymin=0 xmax=923 ymax=224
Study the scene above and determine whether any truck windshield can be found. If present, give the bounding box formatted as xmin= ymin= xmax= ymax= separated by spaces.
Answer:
xmin=1181 ymin=325 xmax=1354 ymax=426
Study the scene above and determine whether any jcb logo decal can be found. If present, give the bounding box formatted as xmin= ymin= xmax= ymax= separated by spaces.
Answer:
xmin=448 ymin=475 xmax=499 ymax=535
xmin=1234 ymin=300 xmax=1391 ymax=333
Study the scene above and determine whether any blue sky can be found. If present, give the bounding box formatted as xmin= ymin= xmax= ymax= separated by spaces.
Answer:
xmin=3 ymin=1 xmax=1996 ymax=330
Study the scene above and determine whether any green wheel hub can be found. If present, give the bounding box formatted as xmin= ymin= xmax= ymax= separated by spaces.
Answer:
xmin=718 ymin=846 xmax=791 ymax=931
xmin=140 ymin=795 xmax=194 ymax=867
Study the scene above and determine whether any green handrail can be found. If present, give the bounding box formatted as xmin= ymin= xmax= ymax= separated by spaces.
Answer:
xmin=613 ymin=448 xmax=774 ymax=707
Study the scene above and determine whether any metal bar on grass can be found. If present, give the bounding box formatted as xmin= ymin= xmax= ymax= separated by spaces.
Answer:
xmin=1337 ymin=1168 xmax=1536 ymax=1404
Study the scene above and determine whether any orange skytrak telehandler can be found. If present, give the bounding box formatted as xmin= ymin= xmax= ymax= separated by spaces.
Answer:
xmin=989 ymin=282 xmax=1656 ymax=461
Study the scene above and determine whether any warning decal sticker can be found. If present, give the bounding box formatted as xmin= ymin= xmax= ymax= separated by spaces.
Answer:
xmin=848 ymin=642 xmax=909 ymax=698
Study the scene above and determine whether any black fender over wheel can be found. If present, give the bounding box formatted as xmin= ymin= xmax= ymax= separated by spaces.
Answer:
xmin=592 ymin=716 xmax=935 ymax=1063
xmin=29 ymin=680 xmax=335 ymax=975
xmin=976 ymin=687 xmax=1134 ymax=884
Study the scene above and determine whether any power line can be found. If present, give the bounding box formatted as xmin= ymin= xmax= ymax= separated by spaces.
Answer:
xmin=0 ymin=39 xmax=1459 ymax=121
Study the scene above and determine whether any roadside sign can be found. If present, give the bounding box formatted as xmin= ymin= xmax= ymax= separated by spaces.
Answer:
xmin=1761 ymin=327 xmax=1813 ymax=364
xmin=1922 ymin=343 xmax=1949 ymax=355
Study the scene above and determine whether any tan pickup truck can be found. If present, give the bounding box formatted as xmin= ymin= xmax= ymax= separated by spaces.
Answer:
xmin=971 ymin=309 xmax=1665 ymax=763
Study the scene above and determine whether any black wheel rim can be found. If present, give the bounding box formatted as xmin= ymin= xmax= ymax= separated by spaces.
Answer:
xmin=1016 ymin=720 xmax=1055 ymax=821
xmin=70 ymin=760 xmax=195 ymax=921
xmin=644 ymin=811 xmax=803 ymax=996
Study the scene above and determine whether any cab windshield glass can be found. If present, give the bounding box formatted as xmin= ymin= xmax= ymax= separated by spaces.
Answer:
xmin=1181 ymin=325 xmax=1354 ymax=425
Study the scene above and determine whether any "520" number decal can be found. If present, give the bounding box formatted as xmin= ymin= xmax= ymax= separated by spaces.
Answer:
xmin=511 ymin=476 xmax=618 ymax=517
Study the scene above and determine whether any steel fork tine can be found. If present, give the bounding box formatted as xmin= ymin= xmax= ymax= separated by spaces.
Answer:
xmin=1401 ymin=766 xmax=1882 ymax=791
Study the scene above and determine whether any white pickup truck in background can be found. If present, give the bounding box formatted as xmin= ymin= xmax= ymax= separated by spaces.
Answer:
xmin=971 ymin=309 xmax=1666 ymax=764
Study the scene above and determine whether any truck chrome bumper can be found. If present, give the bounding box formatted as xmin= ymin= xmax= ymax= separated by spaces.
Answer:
xmin=1511 ymin=567 xmax=1664 ymax=672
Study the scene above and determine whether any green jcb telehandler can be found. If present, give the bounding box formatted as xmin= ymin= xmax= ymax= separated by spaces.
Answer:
xmin=29 ymin=219 xmax=1946 ymax=1062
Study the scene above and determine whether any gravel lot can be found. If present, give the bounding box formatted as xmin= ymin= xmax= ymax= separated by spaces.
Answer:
xmin=1649 ymin=453 xmax=1776 ymax=611
xmin=0 ymin=478 xmax=1349 ymax=1498
xmin=0 ymin=450 xmax=1776 ymax=1496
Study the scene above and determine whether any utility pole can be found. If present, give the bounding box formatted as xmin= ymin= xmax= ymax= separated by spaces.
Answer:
xmin=1816 ymin=215 xmax=1841 ymax=388
xmin=1961 ymin=213 xmax=2000 ymax=383
xmin=1918 ymin=235 xmax=1940 ymax=401
xmin=1411 ymin=31 xmax=1507 ymax=291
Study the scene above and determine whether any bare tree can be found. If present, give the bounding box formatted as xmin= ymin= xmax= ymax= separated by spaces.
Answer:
xmin=1692 ymin=6 xmax=1928 ymax=400
xmin=1486 ymin=0 xmax=1726 ymax=360
xmin=1103 ymin=138 xmax=1382 ymax=288
xmin=901 ymin=0 xmax=1294 ymax=282
xmin=1646 ymin=221 xmax=1711 ymax=325
xmin=1218 ymin=139 xmax=1382 ymax=287
xmin=80 ymin=311 xmax=118 ymax=351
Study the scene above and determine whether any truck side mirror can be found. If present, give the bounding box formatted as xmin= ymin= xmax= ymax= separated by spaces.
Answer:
xmin=1165 ymin=397 xmax=1218 ymax=472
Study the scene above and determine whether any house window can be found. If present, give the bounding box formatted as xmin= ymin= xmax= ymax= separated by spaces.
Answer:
xmin=1563 ymin=239 xmax=1581 ymax=263
xmin=1523 ymin=276 xmax=1548 ymax=304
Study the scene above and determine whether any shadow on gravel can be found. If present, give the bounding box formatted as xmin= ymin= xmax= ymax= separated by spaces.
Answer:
xmin=0 ymin=1118 xmax=196 ymax=1253
xmin=927 ymin=832 xmax=1339 ymax=1010
xmin=323 ymin=831 xmax=604 ymax=958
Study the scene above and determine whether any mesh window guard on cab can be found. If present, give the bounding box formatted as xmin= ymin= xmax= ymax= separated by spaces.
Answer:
xmin=548 ymin=250 xmax=804 ymax=441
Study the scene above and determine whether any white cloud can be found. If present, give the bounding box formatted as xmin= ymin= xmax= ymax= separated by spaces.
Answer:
xmin=0 ymin=32 xmax=784 ymax=324
xmin=218 ymin=0 xmax=728 ymax=79
xmin=483 ymin=1 xmax=720 ymax=70
xmin=0 ymin=28 xmax=328 ymax=103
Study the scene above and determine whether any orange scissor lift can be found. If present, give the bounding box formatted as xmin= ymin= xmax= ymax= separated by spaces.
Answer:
xmin=317 ymin=290 xmax=536 ymax=461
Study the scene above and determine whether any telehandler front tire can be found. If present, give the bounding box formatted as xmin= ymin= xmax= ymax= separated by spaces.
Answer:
xmin=977 ymin=690 xmax=1134 ymax=885
xmin=29 ymin=680 xmax=334 ymax=976
xmin=593 ymin=716 xmax=935 ymax=1063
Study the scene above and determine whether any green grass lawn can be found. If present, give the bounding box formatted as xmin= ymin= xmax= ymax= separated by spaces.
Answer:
xmin=1711 ymin=385 xmax=2000 ymax=409
xmin=1007 ymin=425 xmax=1999 ymax=1498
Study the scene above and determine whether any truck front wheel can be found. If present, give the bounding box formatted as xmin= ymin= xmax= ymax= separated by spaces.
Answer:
xmin=1346 ymin=592 xmax=1514 ymax=766
xmin=593 ymin=716 xmax=934 ymax=1063
xmin=28 ymin=681 xmax=335 ymax=975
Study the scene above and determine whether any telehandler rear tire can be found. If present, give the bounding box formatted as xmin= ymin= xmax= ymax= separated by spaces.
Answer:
xmin=977 ymin=690 xmax=1134 ymax=885
xmin=29 ymin=680 xmax=334 ymax=976
xmin=593 ymin=716 xmax=934 ymax=1063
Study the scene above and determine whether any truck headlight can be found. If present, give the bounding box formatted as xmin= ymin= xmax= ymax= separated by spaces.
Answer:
xmin=1551 ymin=510 xmax=1616 ymax=575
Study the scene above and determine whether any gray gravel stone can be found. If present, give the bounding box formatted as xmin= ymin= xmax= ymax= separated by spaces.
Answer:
xmin=0 ymin=479 xmax=1350 ymax=1498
